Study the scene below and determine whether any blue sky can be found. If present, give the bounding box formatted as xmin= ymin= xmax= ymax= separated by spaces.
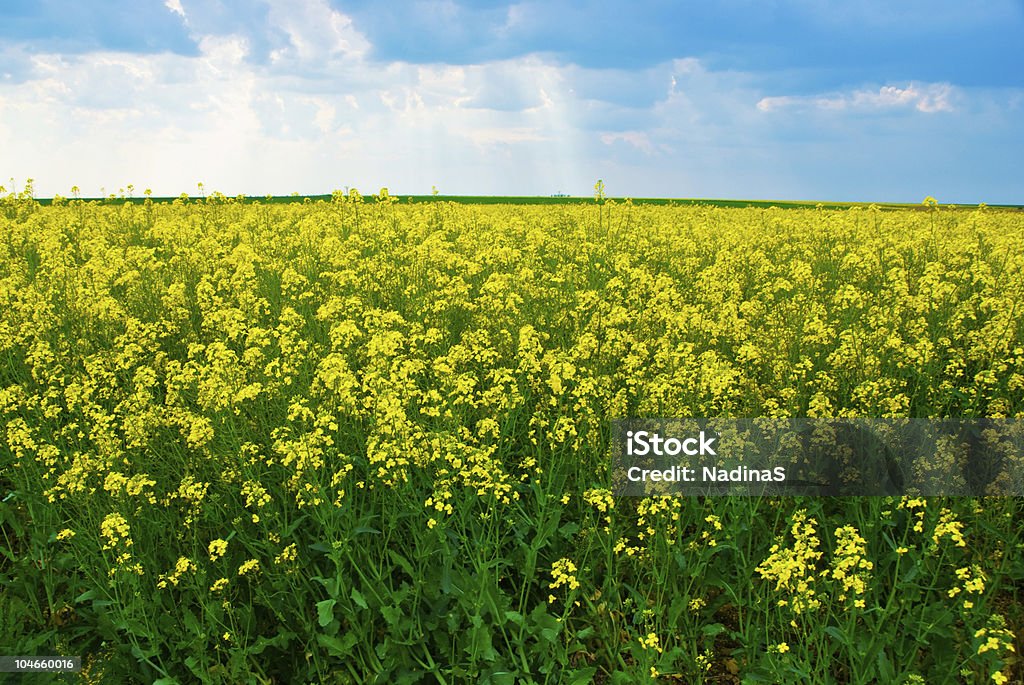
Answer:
xmin=1 ymin=0 xmax=1021 ymax=202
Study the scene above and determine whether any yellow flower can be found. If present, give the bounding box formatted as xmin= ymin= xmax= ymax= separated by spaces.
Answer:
xmin=237 ymin=559 xmax=260 ymax=576
xmin=638 ymin=633 xmax=662 ymax=653
xmin=933 ymin=509 xmax=966 ymax=548
xmin=274 ymin=544 xmax=298 ymax=565
xmin=208 ymin=539 xmax=228 ymax=561
xmin=549 ymin=558 xmax=580 ymax=591
xmin=100 ymin=513 xmax=132 ymax=551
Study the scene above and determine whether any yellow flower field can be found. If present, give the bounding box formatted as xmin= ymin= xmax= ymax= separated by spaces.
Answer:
xmin=1 ymin=189 xmax=1022 ymax=683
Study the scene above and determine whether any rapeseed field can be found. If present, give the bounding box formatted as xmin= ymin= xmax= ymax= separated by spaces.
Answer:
xmin=1 ymin=188 xmax=1022 ymax=683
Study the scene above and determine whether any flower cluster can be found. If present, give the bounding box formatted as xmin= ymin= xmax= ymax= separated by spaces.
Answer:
xmin=549 ymin=558 xmax=581 ymax=602
xmin=756 ymin=509 xmax=823 ymax=616
xmin=825 ymin=525 xmax=873 ymax=607
xmin=157 ymin=557 xmax=196 ymax=589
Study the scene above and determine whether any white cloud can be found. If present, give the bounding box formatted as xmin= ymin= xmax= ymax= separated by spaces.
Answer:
xmin=0 ymin=36 xmax=787 ymax=198
xmin=265 ymin=0 xmax=370 ymax=63
xmin=165 ymin=0 xmax=186 ymax=19
xmin=310 ymin=99 xmax=336 ymax=134
xmin=196 ymin=34 xmax=250 ymax=71
xmin=0 ymin=29 xmax=592 ymax=196
xmin=758 ymin=82 xmax=958 ymax=113
xmin=503 ymin=4 xmax=527 ymax=29
xmin=600 ymin=131 xmax=655 ymax=154
xmin=465 ymin=126 xmax=549 ymax=147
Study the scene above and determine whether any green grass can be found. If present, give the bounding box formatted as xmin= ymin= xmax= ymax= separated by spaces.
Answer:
xmin=31 ymin=194 xmax=1024 ymax=211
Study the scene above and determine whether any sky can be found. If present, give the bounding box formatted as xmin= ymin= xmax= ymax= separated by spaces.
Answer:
xmin=0 ymin=0 xmax=1022 ymax=203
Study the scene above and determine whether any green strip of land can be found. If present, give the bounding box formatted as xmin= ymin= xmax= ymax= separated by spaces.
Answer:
xmin=30 ymin=194 xmax=1024 ymax=210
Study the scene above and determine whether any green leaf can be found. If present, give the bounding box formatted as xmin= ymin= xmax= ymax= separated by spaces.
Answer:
xmin=381 ymin=605 xmax=402 ymax=626
xmin=558 ymin=522 xmax=580 ymax=537
xmin=441 ymin=565 xmax=452 ymax=594
xmin=317 ymin=599 xmax=337 ymax=627
xmin=824 ymin=625 xmax=850 ymax=647
xmin=529 ymin=605 xmax=561 ymax=644
xmin=876 ymin=649 xmax=895 ymax=681
xmin=183 ymin=608 xmax=201 ymax=636
xmin=249 ymin=631 xmax=296 ymax=656
xmin=783 ymin=663 xmax=813 ymax=679
xmin=701 ymin=623 xmax=726 ymax=637
xmin=312 ymin=575 xmax=339 ymax=598
xmin=566 ymin=667 xmax=597 ymax=685
xmin=74 ymin=589 xmax=99 ymax=603
xmin=490 ymin=672 xmax=516 ymax=685
xmin=351 ymin=588 xmax=368 ymax=609
xmin=283 ymin=514 xmax=309 ymax=537
xmin=469 ymin=622 xmax=498 ymax=662
xmin=388 ymin=549 xmax=415 ymax=577
xmin=184 ymin=655 xmax=201 ymax=676
xmin=317 ymin=632 xmax=358 ymax=657
xmin=131 ymin=644 xmax=158 ymax=660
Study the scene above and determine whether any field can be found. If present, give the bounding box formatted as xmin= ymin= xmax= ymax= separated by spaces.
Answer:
xmin=2 ymin=189 xmax=1023 ymax=683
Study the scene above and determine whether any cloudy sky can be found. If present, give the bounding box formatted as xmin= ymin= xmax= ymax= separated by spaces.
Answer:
xmin=1 ymin=1 xmax=1021 ymax=202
